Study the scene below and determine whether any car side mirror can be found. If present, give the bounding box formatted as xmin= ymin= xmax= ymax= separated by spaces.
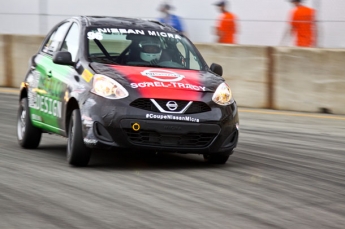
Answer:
xmin=53 ymin=51 xmax=74 ymax=66
xmin=210 ymin=63 xmax=223 ymax=76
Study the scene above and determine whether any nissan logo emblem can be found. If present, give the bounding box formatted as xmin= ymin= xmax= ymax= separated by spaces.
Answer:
xmin=166 ymin=101 xmax=178 ymax=111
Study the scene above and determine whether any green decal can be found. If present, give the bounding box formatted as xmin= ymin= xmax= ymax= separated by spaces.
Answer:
xmin=28 ymin=54 xmax=74 ymax=133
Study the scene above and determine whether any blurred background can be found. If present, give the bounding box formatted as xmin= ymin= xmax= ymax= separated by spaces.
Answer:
xmin=1 ymin=1 xmax=345 ymax=228
xmin=1 ymin=0 xmax=345 ymax=114
xmin=1 ymin=0 xmax=345 ymax=48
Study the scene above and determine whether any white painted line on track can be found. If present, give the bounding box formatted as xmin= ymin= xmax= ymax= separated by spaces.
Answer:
xmin=240 ymin=108 xmax=345 ymax=121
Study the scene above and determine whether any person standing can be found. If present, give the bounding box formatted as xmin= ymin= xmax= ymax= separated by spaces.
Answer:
xmin=158 ymin=3 xmax=185 ymax=34
xmin=283 ymin=0 xmax=317 ymax=47
xmin=214 ymin=1 xmax=237 ymax=44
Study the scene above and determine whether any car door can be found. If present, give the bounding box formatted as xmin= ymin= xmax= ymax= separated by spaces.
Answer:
xmin=39 ymin=22 xmax=82 ymax=134
xmin=33 ymin=21 xmax=72 ymax=134
xmin=45 ymin=22 xmax=82 ymax=133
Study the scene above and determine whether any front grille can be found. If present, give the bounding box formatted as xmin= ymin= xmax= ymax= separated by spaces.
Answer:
xmin=185 ymin=101 xmax=211 ymax=114
xmin=124 ymin=129 xmax=216 ymax=148
xmin=130 ymin=99 xmax=159 ymax=112
xmin=130 ymin=99 xmax=211 ymax=114
xmin=154 ymin=99 xmax=189 ymax=112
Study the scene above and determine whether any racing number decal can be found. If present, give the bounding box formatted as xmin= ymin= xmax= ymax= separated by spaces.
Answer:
xmin=87 ymin=31 xmax=103 ymax=40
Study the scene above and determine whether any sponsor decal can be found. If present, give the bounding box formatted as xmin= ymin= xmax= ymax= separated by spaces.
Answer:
xmin=71 ymin=87 xmax=86 ymax=95
xmin=29 ymin=94 xmax=62 ymax=118
xmin=146 ymin=113 xmax=199 ymax=123
xmin=130 ymin=81 xmax=206 ymax=91
xmin=83 ymin=120 xmax=94 ymax=127
xmin=94 ymin=28 xmax=181 ymax=39
xmin=75 ymin=61 xmax=82 ymax=69
xmin=27 ymin=70 xmax=63 ymax=118
xmin=28 ymin=71 xmax=40 ymax=88
xmin=147 ymin=30 xmax=182 ymax=39
xmin=84 ymin=138 xmax=98 ymax=145
xmin=30 ymin=69 xmax=63 ymax=98
xmin=111 ymin=65 xmax=203 ymax=100
xmin=141 ymin=69 xmax=184 ymax=82
xmin=31 ymin=114 xmax=42 ymax=122
xmin=82 ymin=115 xmax=94 ymax=127
xmin=82 ymin=69 xmax=94 ymax=82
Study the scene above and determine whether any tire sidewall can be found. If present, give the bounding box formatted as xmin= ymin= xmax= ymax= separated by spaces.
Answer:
xmin=67 ymin=111 xmax=75 ymax=162
xmin=17 ymin=98 xmax=26 ymax=145
xmin=17 ymin=97 xmax=41 ymax=148
xmin=67 ymin=109 xmax=91 ymax=166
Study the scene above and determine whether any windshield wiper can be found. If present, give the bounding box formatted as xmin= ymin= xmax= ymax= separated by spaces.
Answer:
xmin=90 ymin=56 xmax=118 ymax=65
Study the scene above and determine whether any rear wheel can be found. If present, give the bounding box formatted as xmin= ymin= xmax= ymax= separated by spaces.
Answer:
xmin=67 ymin=109 xmax=91 ymax=166
xmin=203 ymin=150 xmax=233 ymax=164
xmin=17 ymin=97 xmax=42 ymax=149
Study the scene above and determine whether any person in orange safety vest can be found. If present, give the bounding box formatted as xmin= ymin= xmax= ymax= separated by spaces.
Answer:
xmin=282 ymin=0 xmax=317 ymax=47
xmin=214 ymin=1 xmax=238 ymax=44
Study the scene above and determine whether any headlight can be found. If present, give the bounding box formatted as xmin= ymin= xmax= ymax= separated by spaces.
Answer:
xmin=91 ymin=74 xmax=128 ymax=99
xmin=212 ymin=82 xmax=234 ymax=106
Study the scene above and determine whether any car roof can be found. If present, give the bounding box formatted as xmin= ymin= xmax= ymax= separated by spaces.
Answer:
xmin=76 ymin=16 xmax=178 ymax=33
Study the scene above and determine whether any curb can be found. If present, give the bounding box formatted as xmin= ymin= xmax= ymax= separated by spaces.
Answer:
xmin=0 ymin=87 xmax=20 ymax=95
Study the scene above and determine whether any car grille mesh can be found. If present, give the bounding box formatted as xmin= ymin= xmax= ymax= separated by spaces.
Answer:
xmin=123 ymin=129 xmax=216 ymax=148
xmin=130 ymin=98 xmax=159 ymax=112
xmin=130 ymin=99 xmax=211 ymax=114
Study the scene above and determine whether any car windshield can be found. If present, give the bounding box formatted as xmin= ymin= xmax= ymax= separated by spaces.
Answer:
xmin=87 ymin=27 xmax=206 ymax=70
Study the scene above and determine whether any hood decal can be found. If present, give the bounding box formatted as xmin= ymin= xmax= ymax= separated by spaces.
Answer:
xmin=111 ymin=66 xmax=206 ymax=100
xmin=90 ymin=63 xmax=224 ymax=100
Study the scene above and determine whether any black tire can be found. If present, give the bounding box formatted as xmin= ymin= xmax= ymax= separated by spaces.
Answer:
xmin=203 ymin=150 xmax=233 ymax=164
xmin=67 ymin=109 xmax=91 ymax=166
xmin=17 ymin=97 xmax=42 ymax=149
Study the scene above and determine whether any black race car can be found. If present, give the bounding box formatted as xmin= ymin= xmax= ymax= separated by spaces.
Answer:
xmin=17 ymin=16 xmax=239 ymax=166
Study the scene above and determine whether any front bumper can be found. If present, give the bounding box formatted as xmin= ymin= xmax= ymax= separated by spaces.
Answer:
xmin=80 ymin=94 xmax=239 ymax=154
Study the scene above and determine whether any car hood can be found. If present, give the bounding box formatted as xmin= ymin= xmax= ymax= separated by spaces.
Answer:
xmin=90 ymin=63 xmax=224 ymax=100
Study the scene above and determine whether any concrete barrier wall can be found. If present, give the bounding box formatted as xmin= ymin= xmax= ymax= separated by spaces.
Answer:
xmin=274 ymin=47 xmax=345 ymax=114
xmin=0 ymin=34 xmax=44 ymax=88
xmin=0 ymin=35 xmax=5 ymax=86
xmin=11 ymin=35 xmax=44 ymax=88
xmin=195 ymin=44 xmax=269 ymax=109
xmin=0 ymin=34 xmax=344 ymax=114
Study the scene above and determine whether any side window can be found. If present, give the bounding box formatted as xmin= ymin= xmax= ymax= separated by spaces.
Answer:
xmin=176 ymin=41 xmax=201 ymax=70
xmin=189 ymin=51 xmax=201 ymax=70
xmin=61 ymin=23 xmax=80 ymax=62
xmin=42 ymin=22 xmax=71 ymax=55
xmin=42 ymin=31 xmax=56 ymax=53
xmin=176 ymin=42 xmax=186 ymax=58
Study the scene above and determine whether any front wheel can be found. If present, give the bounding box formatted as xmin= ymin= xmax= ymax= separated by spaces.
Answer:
xmin=17 ymin=97 xmax=42 ymax=149
xmin=203 ymin=150 xmax=233 ymax=164
xmin=67 ymin=109 xmax=91 ymax=166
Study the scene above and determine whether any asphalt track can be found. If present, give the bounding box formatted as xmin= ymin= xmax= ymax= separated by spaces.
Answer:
xmin=1 ymin=91 xmax=345 ymax=229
